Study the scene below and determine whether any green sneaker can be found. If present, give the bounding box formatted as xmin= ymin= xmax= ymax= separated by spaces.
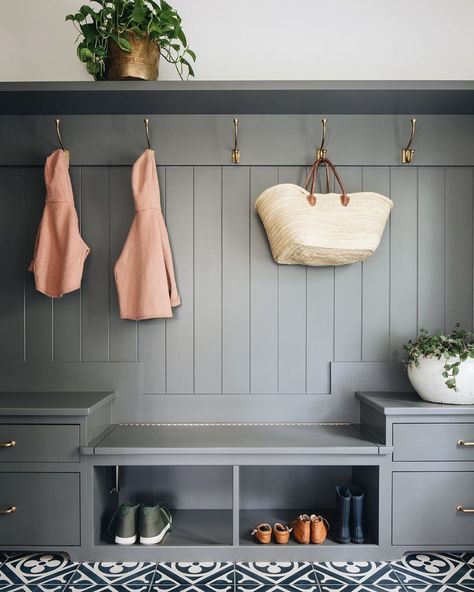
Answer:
xmin=139 ymin=504 xmax=172 ymax=545
xmin=111 ymin=502 xmax=140 ymax=545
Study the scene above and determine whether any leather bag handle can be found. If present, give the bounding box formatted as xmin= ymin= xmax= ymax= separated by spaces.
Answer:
xmin=303 ymin=157 xmax=350 ymax=207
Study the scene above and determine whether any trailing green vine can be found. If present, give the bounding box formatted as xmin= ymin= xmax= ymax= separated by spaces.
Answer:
xmin=66 ymin=0 xmax=195 ymax=80
xmin=403 ymin=325 xmax=474 ymax=391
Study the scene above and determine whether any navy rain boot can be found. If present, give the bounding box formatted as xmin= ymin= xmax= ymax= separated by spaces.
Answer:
xmin=349 ymin=486 xmax=365 ymax=544
xmin=334 ymin=486 xmax=351 ymax=543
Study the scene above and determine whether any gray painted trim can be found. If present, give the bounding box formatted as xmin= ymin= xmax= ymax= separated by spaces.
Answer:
xmin=356 ymin=391 xmax=474 ymax=415
xmin=3 ymin=81 xmax=474 ymax=115
xmin=0 ymin=391 xmax=115 ymax=415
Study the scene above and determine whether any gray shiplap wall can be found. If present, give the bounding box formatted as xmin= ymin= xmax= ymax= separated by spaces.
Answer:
xmin=0 ymin=115 xmax=473 ymax=421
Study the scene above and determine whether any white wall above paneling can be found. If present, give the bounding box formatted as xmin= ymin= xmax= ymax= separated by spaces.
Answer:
xmin=1 ymin=0 xmax=474 ymax=81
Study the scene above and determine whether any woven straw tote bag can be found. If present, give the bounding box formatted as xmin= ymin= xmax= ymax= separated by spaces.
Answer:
xmin=255 ymin=157 xmax=393 ymax=266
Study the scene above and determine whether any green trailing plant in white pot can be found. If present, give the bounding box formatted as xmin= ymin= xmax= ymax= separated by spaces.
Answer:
xmin=403 ymin=326 xmax=474 ymax=404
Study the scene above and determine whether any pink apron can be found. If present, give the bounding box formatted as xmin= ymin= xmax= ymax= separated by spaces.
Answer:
xmin=29 ymin=149 xmax=90 ymax=298
xmin=114 ymin=149 xmax=181 ymax=320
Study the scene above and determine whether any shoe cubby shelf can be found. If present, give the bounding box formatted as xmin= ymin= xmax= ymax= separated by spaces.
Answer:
xmin=2 ymin=81 xmax=474 ymax=115
xmin=93 ymin=462 xmax=381 ymax=560
xmin=238 ymin=509 xmax=376 ymax=547
xmin=99 ymin=509 xmax=233 ymax=547
xmin=91 ymin=434 xmax=383 ymax=559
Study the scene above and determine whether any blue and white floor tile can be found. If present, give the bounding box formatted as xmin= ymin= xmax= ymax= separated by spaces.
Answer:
xmin=69 ymin=562 xmax=155 ymax=590
xmin=0 ymin=552 xmax=77 ymax=590
xmin=1 ymin=554 xmax=474 ymax=592
xmin=463 ymin=553 xmax=474 ymax=568
xmin=390 ymin=553 xmax=474 ymax=591
xmin=0 ymin=587 xmax=66 ymax=592
xmin=152 ymin=562 xmax=234 ymax=591
xmin=236 ymin=562 xmax=317 ymax=591
xmin=313 ymin=561 xmax=402 ymax=591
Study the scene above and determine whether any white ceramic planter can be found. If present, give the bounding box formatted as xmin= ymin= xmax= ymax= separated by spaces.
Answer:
xmin=407 ymin=356 xmax=474 ymax=405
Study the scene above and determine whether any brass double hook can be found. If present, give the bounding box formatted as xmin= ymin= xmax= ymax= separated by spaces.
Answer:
xmin=144 ymin=117 xmax=151 ymax=150
xmin=316 ymin=118 xmax=328 ymax=160
xmin=231 ymin=118 xmax=240 ymax=164
xmin=55 ymin=118 xmax=67 ymax=152
xmin=401 ymin=118 xmax=417 ymax=164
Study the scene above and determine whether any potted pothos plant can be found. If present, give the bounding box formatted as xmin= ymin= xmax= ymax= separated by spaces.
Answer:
xmin=403 ymin=325 xmax=474 ymax=404
xmin=66 ymin=0 xmax=196 ymax=81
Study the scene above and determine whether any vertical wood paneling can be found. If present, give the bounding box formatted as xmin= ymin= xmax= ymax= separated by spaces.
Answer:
xmin=277 ymin=167 xmax=307 ymax=393
xmin=334 ymin=167 xmax=363 ymax=361
xmin=25 ymin=167 xmax=52 ymax=361
xmin=109 ymin=166 xmax=137 ymax=362
xmin=306 ymin=163 xmax=335 ymax=392
xmin=250 ymin=167 xmax=278 ymax=393
xmin=138 ymin=166 xmax=166 ymax=393
xmin=390 ymin=167 xmax=418 ymax=359
xmin=361 ymin=167 xmax=390 ymax=361
xmin=81 ymin=167 xmax=110 ymax=362
xmin=222 ymin=166 xmax=250 ymax=393
xmin=194 ymin=166 xmax=222 ymax=393
xmin=4 ymin=153 xmax=473 ymax=399
xmin=307 ymin=266 xmax=334 ymax=393
xmin=0 ymin=168 xmax=25 ymax=360
xmin=52 ymin=166 xmax=81 ymax=362
xmin=165 ymin=166 xmax=194 ymax=393
xmin=445 ymin=167 xmax=473 ymax=331
xmin=418 ymin=167 xmax=445 ymax=333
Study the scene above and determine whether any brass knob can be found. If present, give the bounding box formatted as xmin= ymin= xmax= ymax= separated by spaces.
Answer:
xmin=0 ymin=440 xmax=16 ymax=448
xmin=0 ymin=506 xmax=16 ymax=515
xmin=457 ymin=505 xmax=474 ymax=513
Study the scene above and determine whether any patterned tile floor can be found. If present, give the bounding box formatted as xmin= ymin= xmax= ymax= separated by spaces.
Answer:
xmin=0 ymin=552 xmax=474 ymax=592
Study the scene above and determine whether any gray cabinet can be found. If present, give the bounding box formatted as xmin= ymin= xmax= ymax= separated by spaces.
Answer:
xmin=0 ymin=473 xmax=80 ymax=546
xmin=358 ymin=390 xmax=474 ymax=553
xmin=0 ymin=391 xmax=114 ymax=559
xmin=393 ymin=471 xmax=474 ymax=546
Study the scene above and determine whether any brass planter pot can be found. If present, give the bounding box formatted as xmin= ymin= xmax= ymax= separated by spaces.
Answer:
xmin=105 ymin=32 xmax=160 ymax=81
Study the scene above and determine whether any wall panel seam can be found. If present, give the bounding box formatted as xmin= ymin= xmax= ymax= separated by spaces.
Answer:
xmin=107 ymin=167 xmax=111 ymax=363
xmin=248 ymin=167 xmax=252 ymax=394
xmin=220 ymin=165 xmax=224 ymax=396
xmin=416 ymin=166 xmax=420 ymax=335
xmin=22 ymin=166 xmax=26 ymax=362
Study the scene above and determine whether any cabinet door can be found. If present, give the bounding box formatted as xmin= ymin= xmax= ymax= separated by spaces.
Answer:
xmin=0 ymin=425 xmax=79 ymax=463
xmin=393 ymin=471 xmax=474 ymax=545
xmin=0 ymin=473 xmax=80 ymax=546
xmin=393 ymin=423 xmax=474 ymax=462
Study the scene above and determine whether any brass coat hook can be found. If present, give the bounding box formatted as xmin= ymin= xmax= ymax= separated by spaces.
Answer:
xmin=55 ymin=118 xmax=67 ymax=152
xmin=401 ymin=118 xmax=417 ymax=164
xmin=231 ymin=118 xmax=240 ymax=164
xmin=144 ymin=118 xmax=151 ymax=150
xmin=316 ymin=118 xmax=328 ymax=160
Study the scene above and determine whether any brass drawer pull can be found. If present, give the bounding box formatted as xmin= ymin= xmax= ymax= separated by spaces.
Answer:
xmin=0 ymin=506 xmax=16 ymax=515
xmin=0 ymin=440 xmax=16 ymax=448
xmin=457 ymin=440 xmax=474 ymax=447
xmin=457 ymin=505 xmax=474 ymax=513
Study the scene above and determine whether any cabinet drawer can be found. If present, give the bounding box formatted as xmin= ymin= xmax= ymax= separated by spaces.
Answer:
xmin=0 ymin=473 xmax=80 ymax=546
xmin=393 ymin=471 xmax=474 ymax=545
xmin=0 ymin=425 xmax=79 ymax=463
xmin=393 ymin=423 xmax=474 ymax=462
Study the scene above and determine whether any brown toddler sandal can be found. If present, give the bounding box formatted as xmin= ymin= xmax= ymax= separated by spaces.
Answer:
xmin=273 ymin=522 xmax=291 ymax=544
xmin=252 ymin=523 xmax=272 ymax=544
xmin=291 ymin=514 xmax=311 ymax=544
xmin=310 ymin=514 xmax=330 ymax=544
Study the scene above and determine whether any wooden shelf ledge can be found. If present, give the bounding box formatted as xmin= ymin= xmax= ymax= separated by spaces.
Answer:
xmin=1 ymin=81 xmax=474 ymax=115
